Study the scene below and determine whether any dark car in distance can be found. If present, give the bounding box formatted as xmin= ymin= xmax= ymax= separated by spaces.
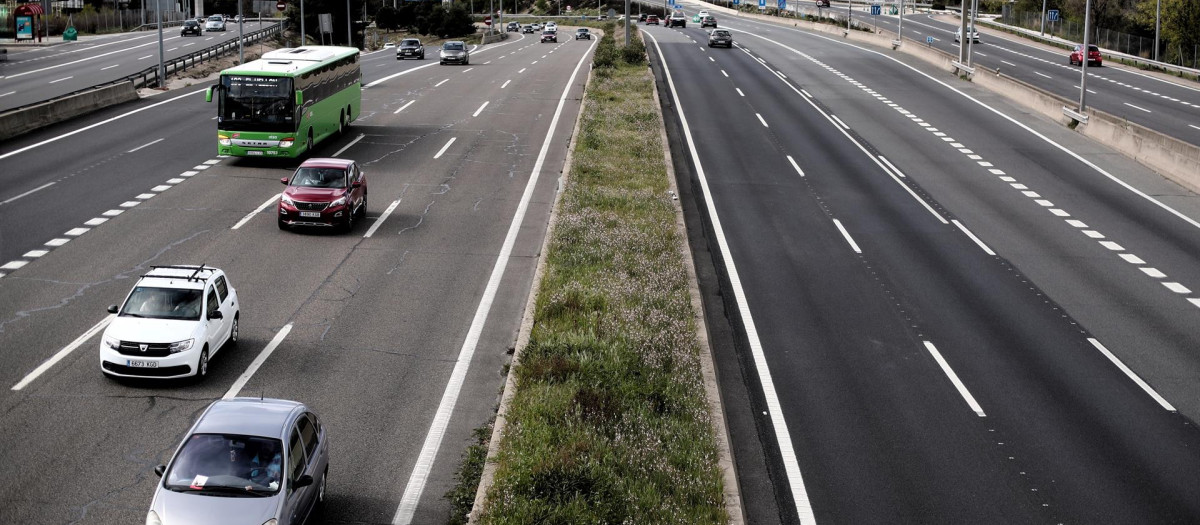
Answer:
xmin=507 ymin=21 xmax=520 ymax=32
xmin=541 ymin=30 xmax=557 ymax=43
xmin=278 ymin=158 xmax=367 ymax=232
xmin=396 ymin=38 xmax=424 ymax=60
xmin=575 ymin=28 xmax=591 ymax=39
xmin=180 ymin=19 xmax=202 ymax=36
xmin=708 ymin=28 xmax=733 ymax=47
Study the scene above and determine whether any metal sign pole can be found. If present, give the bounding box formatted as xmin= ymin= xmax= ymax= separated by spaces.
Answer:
xmin=1079 ymin=0 xmax=1091 ymax=112
xmin=156 ymin=0 xmax=166 ymax=87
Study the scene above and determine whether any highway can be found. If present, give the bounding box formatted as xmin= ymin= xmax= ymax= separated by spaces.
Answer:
xmin=0 ymin=32 xmax=595 ymax=523
xmin=646 ymin=6 xmax=1200 ymax=523
xmin=0 ymin=21 xmax=274 ymax=112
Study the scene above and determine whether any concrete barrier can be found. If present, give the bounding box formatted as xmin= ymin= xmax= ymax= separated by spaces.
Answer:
xmin=0 ymin=81 xmax=138 ymax=142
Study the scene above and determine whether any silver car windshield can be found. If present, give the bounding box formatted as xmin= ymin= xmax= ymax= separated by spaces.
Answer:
xmin=121 ymin=287 xmax=202 ymax=320
xmin=165 ymin=434 xmax=284 ymax=496
xmin=290 ymin=168 xmax=348 ymax=188
xmin=444 ymin=43 xmax=465 ymax=50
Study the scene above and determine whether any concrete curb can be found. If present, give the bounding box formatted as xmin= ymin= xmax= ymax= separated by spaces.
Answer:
xmin=0 ymin=81 xmax=138 ymax=141
xmin=465 ymin=63 xmax=595 ymax=525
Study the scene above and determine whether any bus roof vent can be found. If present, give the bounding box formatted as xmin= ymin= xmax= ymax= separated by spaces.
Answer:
xmin=268 ymin=60 xmax=292 ymax=64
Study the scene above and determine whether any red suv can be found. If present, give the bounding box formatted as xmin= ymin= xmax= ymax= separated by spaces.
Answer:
xmin=1069 ymin=44 xmax=1102 ymax=67
xmin=278 ymin=158 xmax=367 ymax=232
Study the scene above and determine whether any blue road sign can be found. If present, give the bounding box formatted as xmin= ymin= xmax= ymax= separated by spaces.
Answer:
xmin=926 ymin=35 xmax=934 ymax=44
xmin=734 ymin=0 xmax=740 ymax=4
xmin=778 ymin=0 xmax=786 ymax=8
xmin=758 ymin=0 xmax=766 ymax=7
xmin=1048 ymin=9 xmax=1059 ymax=22
xmin=870 ymin=4 xmax=881 ymax=15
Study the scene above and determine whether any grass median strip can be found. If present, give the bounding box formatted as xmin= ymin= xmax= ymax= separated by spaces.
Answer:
xmin=467 ymin=24 xmax=728 ymax=524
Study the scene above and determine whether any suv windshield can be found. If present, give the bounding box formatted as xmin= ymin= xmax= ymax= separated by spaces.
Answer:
xmin=121 ymin=286 xmax=203 ymax=320
xmin=290 ymin=167 xmax=347 ymax=188
xmin=217 ymin=75 xmax=295 ymax=133
xmin=401 ymin=39 xmax=419 ymax=46
xmin=165 ymin=434 xmax=284 ymax=496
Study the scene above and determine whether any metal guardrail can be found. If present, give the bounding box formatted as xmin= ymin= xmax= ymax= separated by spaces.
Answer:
xmin=2 ymin=20 xmax=286 ymax=118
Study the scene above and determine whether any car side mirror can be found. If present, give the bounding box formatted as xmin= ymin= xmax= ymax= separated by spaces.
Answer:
xmin=107 ymin=304 xmax=119 ymax=314
xmin=294 ymin=474 xmax=314 ymax=489
xmin=351 ymin=181 xmax=362 ymax=188
xmin=154 ymin=465 xmax=166 ymax=477
xmin=209 ymin=310 xmax=223 ymax=320
xmin=281 ymin=177 xmax=290 ymax=185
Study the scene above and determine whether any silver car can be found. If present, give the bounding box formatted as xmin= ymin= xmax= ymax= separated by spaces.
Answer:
xmin=147 ymin=398 xmax=330 ymax=525
xmin=439 ymin=41 xmax=469 ymax=65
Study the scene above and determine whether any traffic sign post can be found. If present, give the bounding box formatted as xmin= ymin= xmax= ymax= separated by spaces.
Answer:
xmin=758 ymin=0 xmax=765 ymax=10
xmin=777 ymin=0 xmax=785 ymax=10
xmin=484 ymin=15 xmax=492 ymax=25
xmin=1047 ymin=9 xmax=1058 ymax=21
xmin=871 ymin=4 xmax=879 ymax=32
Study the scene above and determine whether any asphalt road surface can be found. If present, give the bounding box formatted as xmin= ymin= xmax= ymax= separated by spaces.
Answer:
xmin=646 ymin=9 xmax=1200 ymax=524
xmin=0 ymin=32 xmax=595 ymax=524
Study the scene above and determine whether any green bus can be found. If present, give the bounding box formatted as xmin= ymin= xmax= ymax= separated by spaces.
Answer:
xmin=207 ymin=46 xmax=361 ymax=158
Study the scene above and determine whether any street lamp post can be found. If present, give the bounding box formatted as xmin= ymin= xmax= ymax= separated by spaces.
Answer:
xmin=346 ymin=0 xmax=352 ymax=46
xmin=156 ymin=0 xmax=165 ymax=88
xmin=1153 ymin=0 xmax=1160 ymax=62
xmin=1078 ymin=0 xmax=1092 ymax=112
xmin=1039 ymin=0 xmax=1046 ymax=35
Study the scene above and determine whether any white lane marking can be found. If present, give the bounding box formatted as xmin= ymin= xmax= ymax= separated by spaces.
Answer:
xmin=120 ymin=201 xmax=140 ymax=208
xmin=830 ymin=115 xmax=850 ymax=129
xmin=832 ymin=219 xmax=862 ymax=254
xmin=167 ymin=178 xmax=185 ymax=184
xmin=1034 ymin=71 xmax=1051 ymax=79
xmin=365 ymin=61 xmax=438 ymax=88
xmin=138 ymin=55 xmax=152 ymax=59
xmin=952 ymin=220 xmax=995 ymax=256
xmin=222 ymin=324 xmax=294 ymax=399
xmin=1123 ymin=102 xmax=1151 ymax=113
xmin=48 ymin=76 xmax=73 ymax=84
xmin=45 ymin=238 xmax=70 ymax=247
xmin=203 ymin=159 xmax=221 ymax=165
xmin=1119 ymin=253 xmax=1146 ymax=264
xmin=0 ymin=88 xmax=206 ymax=161
xmin=485 ymin=61 xmax=492 ymax=64
xmin=231 ymin=194 xmax=280 ymax=230
xmin=1 ymin=260 xmax=28 ymax=270
xmin=101 ymin=64 xmax=120 ymax=70
xmin=83 ymin=218 xmax=108 ymax=226
xmin=463 ymin=67 xmax=474 ymax=72
xmin=394 ymin=100 xmax=416 ymax=114
xmin=736 ymin=88 xmax=745 ymax=97
xmin=473 ymin=101 xmax=490 ymax=117
xmin=1082 ymin=230 xmax=1105 ymax=239
xmin=333 ymin=133 xmax=366 ymax=157
xmin=364 ymin=198 xmax=401 ymax=238
xmin=1074 ymin=85 xmax=1098 ymax=94
xmin=787 ymin=155 xmax=805 ymax=177
xmin=433 ymin=137 xmax=457 ymax=159
xmin=1099 ymin=240 xmax=1124 ymax=251
xmin=391 ymin=36 xmax=598 ymax=525
xmin=180 ymin=170 xmax=198 ymax=177
xmin=136 ymin=193 xmax=155 ymax=199
xmin=532 ymin=60 xmax=538 ymax=64
xmin=518 ymin=67 xmax=526 ymax=73
xmin=1088 ymin=338 xmax=1176 ymax=412
xmin=23 ymin=250 xmax=48 ymax=258
xmin=721 ymin=69 xmax=728 ymax=77
xmin=64 ymin=227 xmax=89 ymax=236
xmin=645 ymin=30 xmax=816 ymax=525
xmin=151 ymin=185 xmax=171 ymax=192
xmin=0 ymin=91 xmax=15 ymax=98
xmin=924 ymin=341 xmax=986 ymax=417
xmin=756 ymin=113 xmax=769 ymax=127
xmin=501 ymin=79 xmax=511 ymax=89
xmin=1190 ymin=124 xmax=1200 ymax=131
xmin=1163 ymin=282 xmax=1191 ymax=294
xmin=11 ymin=315 xmax=114 ymax=391
xmin=435 ymin=78 xmax=450 ymax=87
xmin=710 ymin=56 xmax=715 ymax=62
xmin=877 ymin=156 xmax=906 ymax=178
xmin=1141 ymin=267 xmax=1166 ymax=278
xmin=1 ymin=181 xmax=56 ymax=205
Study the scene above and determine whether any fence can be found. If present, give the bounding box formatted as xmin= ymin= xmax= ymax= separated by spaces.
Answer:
xmin=1001 ymin=10 xmax=1198 ymax=68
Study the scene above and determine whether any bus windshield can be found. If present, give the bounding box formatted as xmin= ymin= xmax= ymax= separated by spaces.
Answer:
xmin=218 ymin=75 xmax=295 ymax=132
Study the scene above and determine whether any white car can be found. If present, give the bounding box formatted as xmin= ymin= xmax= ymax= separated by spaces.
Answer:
xmin=698 ymin=9 xmax=709 ymax=17
xmin=205 ymin=14 xmax=226 ymax=31
xmin=100 ymin=265 xmax=239 ymax=380
xmin=545 ymin=21 xmax=557 ymax=31
xmin=954 ymin=26 xmax=979 ymax=43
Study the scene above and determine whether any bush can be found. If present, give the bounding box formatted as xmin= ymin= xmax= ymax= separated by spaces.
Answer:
xmin=931 ymin=0 xmax=946 ymax=9
xmin=593 ymin=32 xmax=619 ymax=69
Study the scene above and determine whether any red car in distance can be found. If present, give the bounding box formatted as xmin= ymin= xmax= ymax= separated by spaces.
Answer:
xmin=1069 ymin=44 xmax=1102 ymax=67
xmin=278 ymin=158 xmax=367 ymax=232
xmin=646 ymin=14 xmax=660 ymax=25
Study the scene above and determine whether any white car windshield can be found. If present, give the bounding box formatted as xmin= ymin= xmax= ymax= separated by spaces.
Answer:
xmin=165 ymin=434 xmax=284 ymax=496
xmin=121 ymin=286 xmax=203 ymax=320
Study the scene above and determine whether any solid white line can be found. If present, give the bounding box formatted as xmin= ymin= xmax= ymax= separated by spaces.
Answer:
xmin=49 ymin=76 xmax=75 ymax=83
xmin=12 ymin=315 xmax=114 ymax=391
xmin=830 ymin=115 xmax=850 ymax=129
xmin=1 ymin=181 xmax=55 ymax=205
xmin=434 ymin=137 xmax=456 ymax=159
xmin=877 ymin=156 xmax=906 ymax=178
xmin=501 ymin=79 xmax=511 ymax=89
xmin=394 ymin=100 xmax=416 ymax=114
xmin=0 ymin=88 xmax=206 ymax=160
xmin=364 ymin=61 xmax=439 ymax=88
xmin=231 ymin=194 xmax=280 ymax=230
xmin=952 ymin=220 xmax=995 ymax=256
xmin=473 ymin=100 xmax=490 ymax=117
xmin=1190 ymin=124 xmax=1200 ymax=131
xmin=1088 ymin=338 xmax=1176 ymax=412
xmin=756 ymin=113 xmax=769 ymax=127
xmin=923 ymin=341 xmax=986 ymax=417
xmin=643 ymin=30 xmax=816 ymax=525
xmin=391 ymin=36 xmax=597 ymax=525
xmin=223 ymin=324 xmax=294 ymax=399
xmin=832 ymin=219 xmax=861 ymax=254
xmin=786 ymin=155 xmax=805 ymax=177
xmin=736 ymin=87 xmax=745 ymax=97
xmin=364 ymin=198 xmax=401 ymax=238
xmin=0 ymin=91 xmax=15 ymax=98
xmin=435 ymin=78 xmax=450 ymax=87
xmin=333 ymin=133 xmax=366 ymax=157
xmin=1123 ymin=102 xmax=1151 ymax=113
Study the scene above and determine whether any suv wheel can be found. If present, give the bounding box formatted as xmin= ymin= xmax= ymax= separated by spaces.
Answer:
xmin=356 ymin=193 xmax=367 ymax=220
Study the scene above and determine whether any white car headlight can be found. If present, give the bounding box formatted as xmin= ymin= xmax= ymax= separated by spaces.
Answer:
xmin=331 ymin=196 xmax=347 ymax=207
xmin=103 ymin=335 xmax=121 ymax=350
xmin=281 ymin=194 xmax=295 ymax=206
xmin=146 ymin=510 xmax=163 ymax=525
xmin=169 ymin=339 xmax=194 ymax=353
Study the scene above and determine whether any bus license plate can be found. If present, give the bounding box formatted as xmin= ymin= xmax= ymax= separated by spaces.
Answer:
xmin=246 ymin=150 xmax=264 ymax=156
xmin=127 ymin=360 xmax=158 ymax=368
xmin=299 ymin=211 xmax=321 ymax=218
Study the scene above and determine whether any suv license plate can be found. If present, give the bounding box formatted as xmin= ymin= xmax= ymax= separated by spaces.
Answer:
xmin=299 ymin=211 xmax=321 ymax=218
xmin=127 ymin=359 xmax=159 ymax=368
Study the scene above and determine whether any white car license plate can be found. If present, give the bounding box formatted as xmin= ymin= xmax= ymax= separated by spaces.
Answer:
xmin=299 ymin=211 xmax=321 ymax=218
xmin=127 ymin=359 xmax=158 ymax=368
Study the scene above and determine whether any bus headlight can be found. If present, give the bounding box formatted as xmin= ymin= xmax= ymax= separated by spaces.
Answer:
xmin=218 ymin=134 xmax=231 ymax=146
xmin=279 ymin=138 xmax=295 ymax=148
